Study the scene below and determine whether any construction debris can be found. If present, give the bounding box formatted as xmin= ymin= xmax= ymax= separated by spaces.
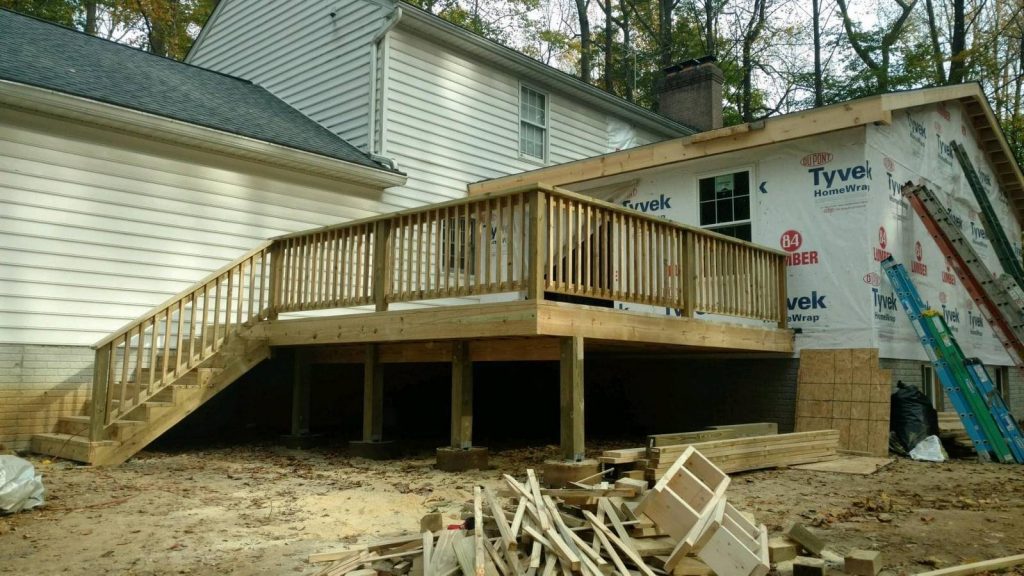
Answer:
xmin=845 ymin=549 xmax=883 ymax=576
xmin=311 ymin=446 xmax=774 ymax=576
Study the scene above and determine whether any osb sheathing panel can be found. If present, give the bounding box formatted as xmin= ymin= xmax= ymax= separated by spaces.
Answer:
xmin=796 ymin=348 xmax=890 ymax=456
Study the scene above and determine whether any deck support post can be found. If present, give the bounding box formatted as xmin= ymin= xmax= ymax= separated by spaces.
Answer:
xmin=290 ymin=348 xmax=311 ymax=437
xmin=559 ymin=335 xmax=585 ymax=461
xmin=437 ymin=341 xmax=487 ymax=471
xmin=362 ymin=343 xmax=384 ymax=443
xmin=450 ymin=341 xmax=473 ymax=449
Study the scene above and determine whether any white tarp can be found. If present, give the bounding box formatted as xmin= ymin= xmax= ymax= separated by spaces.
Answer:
xmin=0 ymin=456 xmax=44 ymax=514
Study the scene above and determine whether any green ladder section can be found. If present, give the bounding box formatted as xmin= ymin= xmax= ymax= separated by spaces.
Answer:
xmin=952 ymin=140 xmax=1024 ymax=289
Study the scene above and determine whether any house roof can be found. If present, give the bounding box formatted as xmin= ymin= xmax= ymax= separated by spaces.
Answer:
xmin=469 ymin=84 xmax=1024 ymax=222
xmin=0 ymin=9 xmax=400 ymax=177
xmin=393 ymin=3 xmax=695 ymax=139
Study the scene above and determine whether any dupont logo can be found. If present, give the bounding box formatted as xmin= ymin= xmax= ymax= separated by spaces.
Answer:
xmin=863 ymin=272 xmax=881 ymax=286
xmin=942 ymin=258 xmax=957 ymax=285
xmin=801 ymin=152 xmax=833 ymax=167
xmin=873 ymin=226 xmax=891 ymax=262
xmin=911 ymin=241 xmax=928 ymax=276
xmin=780 ymin=230 xmax=818 ymax=266
xmin=883 ymin=157 xmax=895 ymax=171
xmin=939 ymin=292 xmax=947 ymax=305
xmin=937 ymin=102 xmax=951 ymax=121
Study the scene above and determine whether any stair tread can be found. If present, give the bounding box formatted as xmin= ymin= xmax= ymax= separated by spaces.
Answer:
xmin=34 ymin=432 xmax=117 ymax=446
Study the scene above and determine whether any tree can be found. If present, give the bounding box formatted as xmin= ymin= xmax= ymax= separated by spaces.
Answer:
xmin=573 ymin=0 xmax=593 ymax=82
xmin=836 ymin=0 xmax=918 ymax=92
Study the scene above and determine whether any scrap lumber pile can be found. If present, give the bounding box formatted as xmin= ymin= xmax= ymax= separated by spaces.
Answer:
xmin=311 ymin=448 xmax=771 ymax=576
xmin=598 ymin=424 xmax=839 ymax=481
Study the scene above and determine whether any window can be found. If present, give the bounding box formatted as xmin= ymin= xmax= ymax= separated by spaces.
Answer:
xmin=995 ymin=366 xmax=1010 ymax=404
xmin=520 ymin=85 xmax=547 ymax=161
xmin=698 ymin=171 xmax=751 ymax=241
xmin=443 ymin=217 xmax=476 ymax=275
xmin=922 ymin=364 xmax=944 ymax=411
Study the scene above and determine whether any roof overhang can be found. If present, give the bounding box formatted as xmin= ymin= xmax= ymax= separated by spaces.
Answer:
xmin=0 ymin=79 xmax=408 ymax=189
xmin=394 ymin=3 xmax=693 ymax=139
xmin=470 ymin=84 xmax=1024 ymax=223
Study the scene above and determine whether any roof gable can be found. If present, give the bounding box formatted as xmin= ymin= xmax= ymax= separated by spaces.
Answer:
xmin=470 ymin=84 xmax=1024 ymax=222
xmin=0 ymin=9 xmax=394 ymax=174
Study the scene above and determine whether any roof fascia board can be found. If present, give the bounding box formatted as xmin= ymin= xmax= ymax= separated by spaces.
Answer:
xmin=469 ymin=95 xmax=889 ymax=195
xmin=0 ymin=79 xmax=407 ymax=188
xmin=394 ymin=3 xmax=692 ymax=138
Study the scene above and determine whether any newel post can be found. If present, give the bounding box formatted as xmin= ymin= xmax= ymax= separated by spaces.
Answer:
xmin=682 ymin=231 xmax=698 ymax=317
xmin=89 ymin=345 xmax=111 ymax=441
xmin=267 ymin=242 xmax=283 ymax=320
xmin=373 ymin=219 xmax=392 ymax=312
xmin=527 ymin=190 xmax=547 ymax=301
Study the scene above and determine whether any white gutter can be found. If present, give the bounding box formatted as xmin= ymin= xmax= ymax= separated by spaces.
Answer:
xmin=368 ymin=7 xmax=403 ymax=156
xmin=0 ymin=79 xmax=407 ymax=188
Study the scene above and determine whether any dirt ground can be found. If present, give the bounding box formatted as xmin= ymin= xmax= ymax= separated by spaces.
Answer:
xmin=1 ymin=442 xmax=1023 ymax=576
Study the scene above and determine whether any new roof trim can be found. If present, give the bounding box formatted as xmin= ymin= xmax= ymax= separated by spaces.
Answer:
xmin=0 ymin=79 xmax=408 ymax=188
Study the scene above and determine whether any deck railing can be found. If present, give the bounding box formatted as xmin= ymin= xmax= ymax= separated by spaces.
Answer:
xmin=89 ymin=185 xmax=787 ymax=439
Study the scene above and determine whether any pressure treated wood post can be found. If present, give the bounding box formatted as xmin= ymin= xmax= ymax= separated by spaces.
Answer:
xmin=291 ymin=348 xmax=311 ymax=437
xmin=450 ymin=341 xmax=473 ymax=449
xmin=89 ymin=345 xmax=111 ymax=441
xmin=559 ymin=335 xmax=585 ymax=461
xmin=527 ymin=190 xmax=547 ymax=301
xmin=267 ymin=242 xmax=282 ymax=320
xmin=362 ymin=343 xmax=384 ymax=442
xmin=373 ymin=220 xmax=391 ymax=312
xmin=683 ymin=232 xmax=698 ymax=317
xmin=777 ymin=256 xmax=788 ymax=328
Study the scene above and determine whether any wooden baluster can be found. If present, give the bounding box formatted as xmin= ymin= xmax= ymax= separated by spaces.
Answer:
xmin=259 ymin=250 xmax=268 ymax=317
xmin=175 ymin=299 xmax=185 ymax=375
xmin=407 ymin=214 xmax=415 ymax=299
xmin=246 ymin=257 xmax=256 ymax=322
xmin=135 ymin=324 xmax=146 ymax=395
xmin=225 ymin=267 xmax=235 ymax=336
xmin=200 ymin=285 xmax=210 ymax=355
xmin=395 ymin=216 xmax=404 ymax=300
xmin=416 ymin=212 xmax=424 ymax=298
xmin=119 ymin=332 xmax=129 ymax=411
xmin=465 ymin=202 xmax=473 ymax=295
xmin=212 ymin=280 xmax=222 ymax=352
xmin=149 ymin=316 xmax=159 ymax=389
xmin=161 ymin=308 xmax=172 ymax=382
xmin=574 ymin=201 xmax=582 ymax=294
xmin=340 ymin=229 xmax=350 ymax=303
xmin=188 ymin=291 xmax=198 ymax=368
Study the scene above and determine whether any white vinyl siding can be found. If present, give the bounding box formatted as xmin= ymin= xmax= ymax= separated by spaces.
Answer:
xmin=187 ymin=0 xmax=384 ymax=152
xmin=384 ymin=28 xmax=653 ymax=202
xmin=0 ymin=107 xmax=399 ymax=346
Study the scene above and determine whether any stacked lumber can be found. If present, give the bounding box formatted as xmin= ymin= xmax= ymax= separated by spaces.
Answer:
xmin=310 ymin=451 xmax=772 ymax=576
xmin=646 ymin=431 xmax=840 ymax=479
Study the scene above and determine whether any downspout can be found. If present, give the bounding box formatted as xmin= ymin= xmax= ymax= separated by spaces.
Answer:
xmin=368 ymin=6 xmax=403 ymax=157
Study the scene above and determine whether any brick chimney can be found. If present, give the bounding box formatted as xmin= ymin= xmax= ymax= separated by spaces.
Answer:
xmin=654 ymin=58 xmax=723 ymax=132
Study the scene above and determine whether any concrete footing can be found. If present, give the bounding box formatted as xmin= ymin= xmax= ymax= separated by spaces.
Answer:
xmin=349 ymin=440 xmax=400 ymax=460
xmin=542 ymin=459 xmax=600 ymax=487
xmin=435 ymin=447 xmax=489 ymax=471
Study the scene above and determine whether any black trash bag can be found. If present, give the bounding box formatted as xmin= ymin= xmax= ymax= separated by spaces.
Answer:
xmin=888 ymin=380 xmax=940 ymax=456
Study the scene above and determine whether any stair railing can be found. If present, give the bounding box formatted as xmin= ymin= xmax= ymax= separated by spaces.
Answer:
xmin=89 ymin=242 xmax=273 ymax=440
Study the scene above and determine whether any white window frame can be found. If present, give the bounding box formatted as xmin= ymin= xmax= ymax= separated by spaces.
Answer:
xmin=519 ymin=83 xmax=549 ymax=164
xmin=695 ymin=167 xmax=754 ymax=241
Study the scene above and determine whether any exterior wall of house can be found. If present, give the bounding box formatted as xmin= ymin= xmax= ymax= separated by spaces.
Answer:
xmin=0 ymin=106 xmax=395 ymax=449
xmin=186 ymin=0 xmax=386 ymax=153
xmin=381 ymin=27 xmax=671 ymax=204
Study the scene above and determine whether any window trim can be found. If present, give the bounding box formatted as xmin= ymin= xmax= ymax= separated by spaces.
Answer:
xmin=695 ymin=166 xmax=755 ymax=240
xmin=518 ymin=83 xmax=549 ymax=164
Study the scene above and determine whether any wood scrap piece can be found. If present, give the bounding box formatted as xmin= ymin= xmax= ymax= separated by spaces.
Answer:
xmin=582 ymin=510 xmax=656 ymax=576
xmin=541 ymin=553 xmax=557 ymax=576
xmin=598 ymin=498 xmax=636 ymax=557
xmin=424 ymin=531 xmax=434 ymax=576
xmin=844 ymin=550 xmax=882 ymax=576
xmin=510 ymin=498 xmax=527 ymax=539
xmin=527 ymin=469 xmax=551 ymax=530
xmin=589 ymin=511 xmax=631 ymax=576
xmin=914 ymin=554 xmax=1024 ymax=576
xmin=483 ymin=535 xmax=509 ymax=576
xmin=309 ymin=546 xmax=368 ymax=564
xmin=454 ymin=532 xmax=476 ymax=576
xmin=422 ymin=512 xmax=444 ymax=533
xmin=529 ymin=541 xmax=542 ymax=569
xmin=785 ymin=522 xmax=825 ymax=557
xmin=768 ymin=537 xmax=798 ymax=563
xmin=474 ymin=486 xmax=486 ymax=576
xmin=484 ymin=487 xmax=517 ymax=552
xmin=544 ymin=527 xmax=582 ymax=571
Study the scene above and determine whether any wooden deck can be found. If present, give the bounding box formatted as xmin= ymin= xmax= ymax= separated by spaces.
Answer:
xmin=34 ymin=183 xmax=794 ymax=465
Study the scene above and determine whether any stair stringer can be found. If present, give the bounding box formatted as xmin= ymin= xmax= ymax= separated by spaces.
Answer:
xmin=91 ymin=334 xmax=271 ymax=466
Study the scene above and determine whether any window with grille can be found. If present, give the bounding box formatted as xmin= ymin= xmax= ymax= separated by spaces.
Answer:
xmin=520 ymin=85 xmax=547 ymax=161
xmin=443 ymin=217 xmax=476 ymax=275
xmin=698 ymin=171 xmax=751 ymax=241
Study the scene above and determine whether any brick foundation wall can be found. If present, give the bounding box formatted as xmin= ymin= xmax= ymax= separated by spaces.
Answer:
xmin=0 ymin=344 xmax=93 ymax=450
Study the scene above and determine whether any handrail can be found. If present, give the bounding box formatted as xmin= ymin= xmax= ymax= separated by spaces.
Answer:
xmin=89 ymin=241 xmax=274 ymax=440
xmin=87 ymin=183 xmax=788 ymax=440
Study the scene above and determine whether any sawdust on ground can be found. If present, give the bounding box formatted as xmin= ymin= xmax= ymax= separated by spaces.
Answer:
xmin=1 ymin=443 xmax=1022 ymax=576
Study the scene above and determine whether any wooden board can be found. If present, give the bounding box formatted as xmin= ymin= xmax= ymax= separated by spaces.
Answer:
xmin=791 ymin=455 xmax=894 ymax=475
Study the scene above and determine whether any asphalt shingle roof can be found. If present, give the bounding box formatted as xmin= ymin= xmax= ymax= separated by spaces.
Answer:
xmin=0 ymin=9 xmax=393 ymax=173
